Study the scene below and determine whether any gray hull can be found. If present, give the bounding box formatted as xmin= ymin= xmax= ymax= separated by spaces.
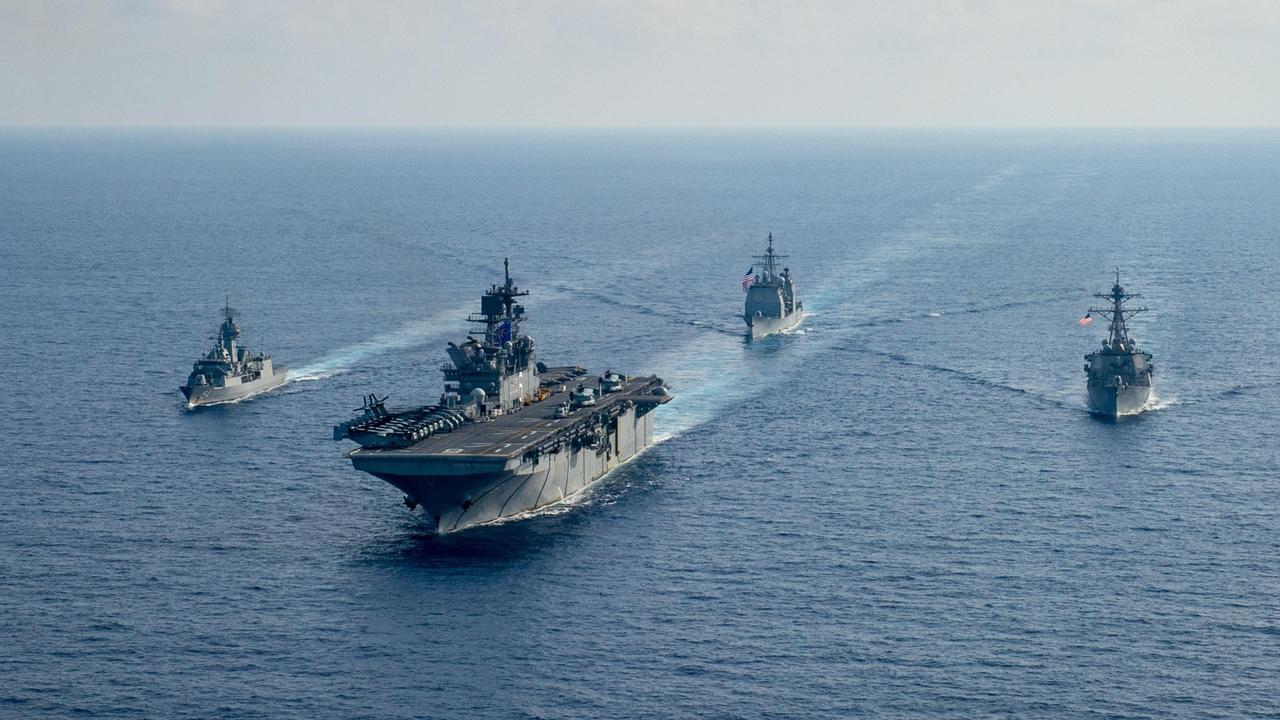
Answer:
xmin=352 ymin=405 xmax=655 ymax=533
xmin=747 ymin=310 xmax=803 ymax=340
xmin=1087 ymin=382 xmax=1151 ymax=417
xmin=181 ymin=367 xmax=288 ymax=407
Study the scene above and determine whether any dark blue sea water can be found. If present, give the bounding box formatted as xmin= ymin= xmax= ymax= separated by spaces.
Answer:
xmin=2 ymin=129 xmax=1279 ymax=719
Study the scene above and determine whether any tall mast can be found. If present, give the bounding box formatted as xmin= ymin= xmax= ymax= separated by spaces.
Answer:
xmin=752 ymin=232 xmax=788 ymax=280
xmin=469 ymin=257 xmax=529 ymax=346
xmin=218 ymin=294 xmax=240 ymax=354
xmin=1088 ymin=270 xmax=1148 ymax=347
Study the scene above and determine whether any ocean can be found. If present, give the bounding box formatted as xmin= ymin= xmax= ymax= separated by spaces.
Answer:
xmin=1 ymin=129 xmax=1278 ymax=718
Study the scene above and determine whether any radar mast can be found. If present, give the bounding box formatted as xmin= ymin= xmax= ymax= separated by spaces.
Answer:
xmin=468 ymin=257 xmax=529 ymax=346
xmin=751 ymin=232 xmax=789 ymax=281
xmin=1087 ymin=269 xmax=1149 ymax=349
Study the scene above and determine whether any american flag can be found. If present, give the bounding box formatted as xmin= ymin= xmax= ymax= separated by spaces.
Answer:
xmin=1077 ymin=314 xmax=1093 ymax=326
xmin=742 ymin=266 xmax=755 ymax=292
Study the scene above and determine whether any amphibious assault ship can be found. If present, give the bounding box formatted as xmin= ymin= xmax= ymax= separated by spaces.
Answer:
xmin=333 ymin=260 xmax=671 ymax=533
xmin=180 ymin=299 xmax=287 ymax=407
xmin=744 ymin=232 xmax=803 ymax=339
xmin=1082 ymin=272 xmax=1154 ymax=417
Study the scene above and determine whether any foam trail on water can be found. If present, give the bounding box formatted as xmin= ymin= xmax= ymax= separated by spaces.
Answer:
xmin=287 ymin=286 xmax=574 ymax=384
xmin=655 ymin=375 xmax=751 ymax=442
xmin=1135 ymin=391 xmax=1178 ymax=415
xmin=646 ymin=334 xmax=736 ymax=442
xmin=651 ymin=331 xmax=823 ymax=442
xmin=288 ymin=310 xmax=467 ymax=383
xmin=652 ymin=163 xmax=1032 ymax=441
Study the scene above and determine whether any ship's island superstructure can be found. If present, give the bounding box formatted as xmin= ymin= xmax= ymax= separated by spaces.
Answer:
xmin=1083 ymin=272 xmax=1154 ymax=417
xmin=334 ymin=260 xmax=671 ymax=532
xmin=744 ymin=233 xmax=803 ymax=339
xmin=180 ymin=299 xmax=287 ymax=407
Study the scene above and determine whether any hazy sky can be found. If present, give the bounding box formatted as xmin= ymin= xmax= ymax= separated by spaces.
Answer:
xmin=2 ymin=0 xmax=1278 ymax=126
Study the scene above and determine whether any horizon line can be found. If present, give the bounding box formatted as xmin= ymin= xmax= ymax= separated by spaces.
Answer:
xmin=2 ymin=124 xmax=1280 ymax=131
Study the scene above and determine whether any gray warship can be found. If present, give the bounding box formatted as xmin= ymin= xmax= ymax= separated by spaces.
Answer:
xmin=180 ymin=299 xmax=287 ymax=407
xmin=333 ymin=260 xmax=671 ymax=533
xmin=1083 ymin=272 xmax=1154 ymax=417
xmin=743 ymin=232 xmax=803 ymax=339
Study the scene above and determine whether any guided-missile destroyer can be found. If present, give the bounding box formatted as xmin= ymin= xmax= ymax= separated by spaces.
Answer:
xmin=333 ymin=260 xmax=671 ymax=533
xmin=180 ymin=299 xmax=287 ymax=407
xmin=1083 ymin=272 xmax=1154 ymax=417
xmin=744 ymin=232 xmax=803 ymax=339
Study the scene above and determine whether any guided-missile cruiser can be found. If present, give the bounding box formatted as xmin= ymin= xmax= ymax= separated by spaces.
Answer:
xmin=1082 ymin=272 xmax=1154 ymax=417
xmin=333 ymin=260 xmax=671 ymax=533
xmin=180 ymin=299 xmax=287 ymax=407
xmin=743 ymin=232 xmax=803 ymax=339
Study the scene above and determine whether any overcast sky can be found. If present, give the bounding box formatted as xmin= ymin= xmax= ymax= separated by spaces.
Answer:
xmin=1 ymin=0 xmax=1277 ymax=127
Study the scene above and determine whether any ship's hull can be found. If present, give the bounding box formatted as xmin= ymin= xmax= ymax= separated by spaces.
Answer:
xmin=1087 ymin=382 xmax=1151 ymax=417
xmin=181 ymin=367 xmax=288 ymax=407
xmin=352 ymin=405 xmax=656 ymax=533
xmin=746 ymin=310 xmax=804 ymax=340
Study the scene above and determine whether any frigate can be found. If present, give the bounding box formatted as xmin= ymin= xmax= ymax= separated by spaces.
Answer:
xmin=1082 ymin=272 xmax=1154 ymax=417
xmin=180 ymin=299 xmax=287 ymax=407
xmin=333 ymin=260 xmax=671 ymax=533
xmin=743 ymin=232 xmax=803 ymax=339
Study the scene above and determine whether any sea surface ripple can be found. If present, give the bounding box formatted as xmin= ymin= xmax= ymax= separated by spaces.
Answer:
xmin=1 ymin=129 xmax=1279 ymax=719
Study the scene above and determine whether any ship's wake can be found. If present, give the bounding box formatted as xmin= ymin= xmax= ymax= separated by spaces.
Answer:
xmin=652 ymin=327 xmax=821 ymax=442
xmin=1130 ymin=392 xmax=1178 ymax=415
xmin=286 ymin=312 xmax=467 ymax=384
xmin=840 ymin=345 xmax=1085 ymax=412
xmin=837 ymin=291 xmax=1079 ymax=331
xmin=284 ymin=285 xmax=579 ymax=386
xmin=684 ymin=319 xmax=742 ymax=336
xmin=651 ymin=296 xmax=1079 ymax=441
xmin=653 ymin=370 xmax=759 ymax=443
